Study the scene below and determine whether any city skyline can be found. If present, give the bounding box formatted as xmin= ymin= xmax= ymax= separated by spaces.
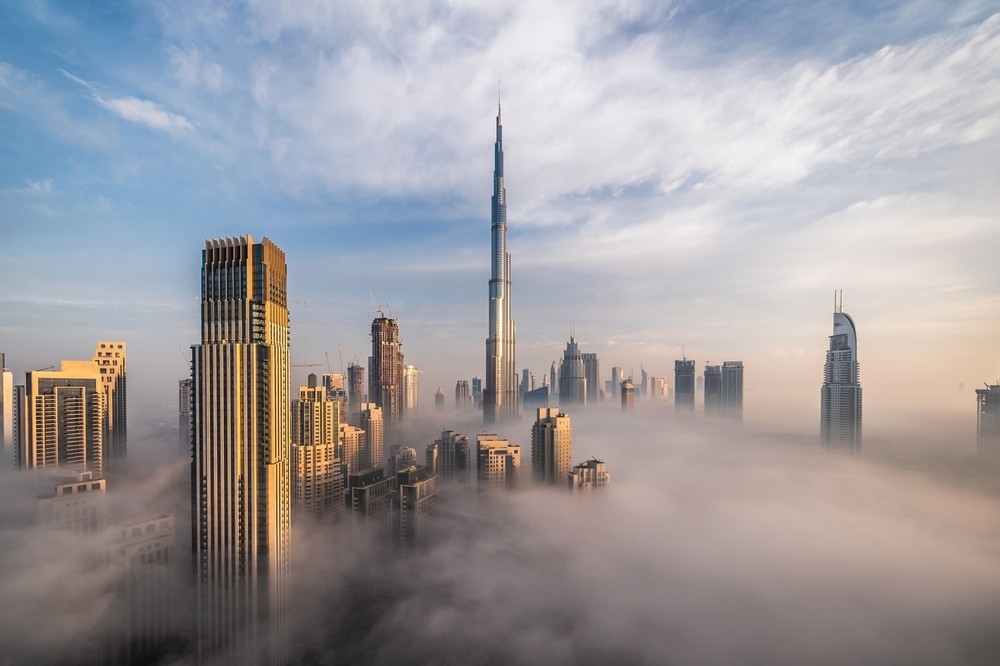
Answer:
xmin=1 ymin=3 xmax=999 ymax=438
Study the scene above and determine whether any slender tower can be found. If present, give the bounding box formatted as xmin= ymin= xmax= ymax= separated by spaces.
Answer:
xmin=191 ymin=236 xmax=291 ymax=665
xmin=820 ymin=292 xmax=862 ymax=452
xmin=485 ymin=93 xmax=518 ymax=424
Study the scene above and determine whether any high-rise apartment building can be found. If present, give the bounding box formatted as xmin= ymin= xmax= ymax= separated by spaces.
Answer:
xmin=558 ymin=337 xmax=586 ymax=405
xmin=582 ymin=353 xmax=600 ymax=403
xmin=721 ymin=361 xmax=744 ymax=421
xmin=346 ymin=362 xmax=366 ymax=418
xmin=339 ymin=424 xmax=366 ymax=475
xmin=387 ymin=444 xmax=418 ymax=475
xmin=92 ymin=341 xmax=127 ymax=464
xmin=704 ymin=364 xmax=722 ymax=415
xmin=369 ymin=317 xmax=403 ymax=442
xmin=426 ymin=430 xmax=470 ymax=483
xmin=35 ymin=469 xmax=108 ymax=532
xmin=347 ymin=467 xmax=395 ymax=553
xmin=292 ymin=375 xmax=344 ymax=521
xmin=484 ymin=98 xmax=518 ymax=425
xmin=975 ymin=383 xmax=1000 ymax=455
xmin=403 ymin=364 xmax=419 ymax=415
xmin=820 ymin=295 xmax=862 ymax=453
xmin=610 ymin=367 xmax=624 ymax=398
xmin=190 ymin=236 xmax=290 ymax=665
xmin=674 ymin=360 xmax=695 ymax=409
xmin=1 ymin=353 xmax=14 ymax=468
xmin=531 ymin=407 xmax=572 ymax=485
xmin=19 ymin=362 xmax=106 ymax=476
xmin=568 ymin=458 xmax=611 ymax=492
xmin=393 ymin=465 xmax=438 ymax=552
xmin=359 ymin=402 xmax=384 ymax=472
xmin=476 ymin=434 xmax=520 ymax=492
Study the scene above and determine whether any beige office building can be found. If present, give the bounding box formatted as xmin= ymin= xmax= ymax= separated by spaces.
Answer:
xmin=292 ymin=375 xmax=344 ymax=521
xmin=531 ymin=407 xmax=572 ymax=485
xmin=568 ymin=458 xmax=611 ymax=492
xmin=476 ymin=433 xmax=520 ymax=491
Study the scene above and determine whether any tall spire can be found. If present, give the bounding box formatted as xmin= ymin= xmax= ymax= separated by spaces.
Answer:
xmin=485 ymin=92 xmax=517 ymax=425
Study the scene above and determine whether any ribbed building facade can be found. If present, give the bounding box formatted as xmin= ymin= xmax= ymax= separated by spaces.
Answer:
xmin=291 ymin=375 xmax=344 ymax=521
xmin=369 ymin=317 xmax=403 ymax=443
xmin=531 ymin=407 xmax=572 ymax=485
xmin=190 ymin=236 xmax=291 ymax=665
xmin=721 ymin=361 xmax=744 ymax=421
xmin=476 ymin=434 xmax=520 ymax=492
xmin=484 ymin=99 xmax=518 ymax=425
xmin=820 ymin=301 xmax=862 ymax=453
xmin=674 ymin=360 xmax=695 ymax=409
xmin=558 ymin=337 xmax=586 ymax=406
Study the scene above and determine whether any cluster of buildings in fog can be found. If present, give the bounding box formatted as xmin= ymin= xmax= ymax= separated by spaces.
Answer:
xmin=0 ymin=103 xmax=998 ymax=666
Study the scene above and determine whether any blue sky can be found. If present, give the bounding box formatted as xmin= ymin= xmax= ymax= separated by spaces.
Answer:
xmin=2 ymin=0 xmax=999 ymax=433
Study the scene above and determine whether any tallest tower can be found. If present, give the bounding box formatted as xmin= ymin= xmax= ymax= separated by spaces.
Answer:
xmin=485 ymin=95 xmax=518 ymax=425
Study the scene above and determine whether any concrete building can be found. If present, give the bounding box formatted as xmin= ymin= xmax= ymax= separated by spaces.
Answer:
xmin=369 ymin=316 xmax=403 ymax=443
xmin=347 ymin=467 xmax=396 ymax=553
xmin=568 ymin=458 xmax=611 ymax=492
xmin=35 ymin=469 xmax=109 ymax=533
xmin=359 ymin=402 xmax=384 ymax=472
xmin=393 ymin=465 xmax=438 ymax=553
xmin=426 ymin=430 xmax=470 ymax=483
xmin=975 ymin=383 xmax=1000 ymax=455
xmin=108 ymin=515 xmax=178 ymax=666
xmin=820 ymin=294 xmax=862 ymax=453
xmin=476 ymin=434 xmax=521 ymax=492
xmin=523 ymin=386 xmax=549 ymax=410
xmin=190 ymin=236 xmax=290 ymax=665
xmin=346 ymin=362 xmax=366 ymax=420
xmin=674 ymin=360 xmax=696 ymax=410
xmin=403 ymin=364 xmax=419 ymax=415
xmin=291 ymin=375 xmax=344 ymax=521
xmin=531 ymin=407 xmax=572 ymax=486
xmin=721 ymin=361 xmax=744 ymax=422
xmin=650 ymin=376 xmax=669 ymax=402
xmin=92 ymin=341 xmax=127 ymax=465
xmin=704 ymin=364 xmax=722 ymax=415
xmin=1 ymin=353 xmax=13 ymax=468
xmin=387 ymin=445 xmax=417 ymax=475
xmin=339 ymin=424 xmax=366 ymax=475
xmin=558 ymin=337 xmax=586 ymax=406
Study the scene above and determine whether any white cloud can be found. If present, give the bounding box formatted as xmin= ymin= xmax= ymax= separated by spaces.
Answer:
xmin=92 ymin=94 xmax=195 ymax=133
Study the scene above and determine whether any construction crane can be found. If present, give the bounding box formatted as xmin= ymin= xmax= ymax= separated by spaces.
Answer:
xmin=368 ymin=288 xmax=384 ymax=318
xmin=337 ymin=346 xmax=345 ymax=375
xmin=291 ymin=363 xmax=322 ymax=368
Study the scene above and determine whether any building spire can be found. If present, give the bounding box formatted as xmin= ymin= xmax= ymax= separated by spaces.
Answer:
xmin=498 ymin=80 xmax=502 ymax=120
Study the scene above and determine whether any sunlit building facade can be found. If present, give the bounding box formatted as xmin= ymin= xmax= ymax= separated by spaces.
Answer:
xmin=558 ymin=337 xmax=586 ymax=406
xmin=369 ymin=317 xmax=403 ymax=442
xmin=292 ymin=375 xmax=344 ymax=521
xmin=568 ymin=458 xmax=611 ymax=492
xmin=531 ymin=407 xmax=572 ymax=485
xmin=476 ymin=433 xmax=521 ymax=492
xmin=190 ymin=236 xmax=291 ymax=665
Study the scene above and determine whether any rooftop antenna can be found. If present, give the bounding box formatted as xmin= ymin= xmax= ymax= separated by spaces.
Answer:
xmin=368 ymin=288 xmax=384 ymax=318
xmin=682 ymin=344 xmax=687 ymax=361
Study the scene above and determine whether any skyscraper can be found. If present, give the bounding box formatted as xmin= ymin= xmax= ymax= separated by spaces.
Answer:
xmin=721 ymin=361 xmax=744 ymax=422
xmin=703 ymin=364 xmax=722 ymax=415
xmin=92 ymin=341 xmax=127 ymax=465
xmin=455 ymin=380 xmax=471 ymax=408
xmin=1 ymin=353 xmax=14 ymax=468
xmin=476 ymin=434 xmax=521 ymax=492
xmin=674 ymin=360 xmax=695 ymax=409
xmin=426 ymin=430 xmax=470 ymax=483
xmin=190 ymin=236 xmax=290 ymax=665
xmin=974 ymin=383 xmax=1000 ymax=455
xmin=359 ymin=402 xmax=384 ymax=472
xmin=531 ymin=407 xmax=572 ymax=486
xmin=484 ymin=97 xmax=518 ymax=425
xmin=403 ymin=364 xmax=420 ymax=415
xmin=620 ymin=379 xmax=635 ymax=412
xmin=393 ymin=465 xmax=438 ymax=552
xmin=346 ymin=361 xmax=366 ymax=419
xmin=369 ymin=316 xmax=403 ymax=442
xmin=568 ymin=458 xmax=611 ymax=492
xmin=558 ymin=336 xmax=586 ymax=406
xmin=178 ymin=378 xmax=192 ymax=452
xmin=820 ymin=294 xmax=862 ymax=452
xmin=583 ymin=352 xmax=600 ymax=403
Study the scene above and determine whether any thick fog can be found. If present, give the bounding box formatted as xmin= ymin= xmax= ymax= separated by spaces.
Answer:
xmin=3 ymin=405 xmax=1000 ymax=665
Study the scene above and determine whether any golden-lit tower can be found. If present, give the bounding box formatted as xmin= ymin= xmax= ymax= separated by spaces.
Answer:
xmin=191 ymin=236 xmax=291 ymax=665
xmin=485 ymin=93 xmax=518 ymax=424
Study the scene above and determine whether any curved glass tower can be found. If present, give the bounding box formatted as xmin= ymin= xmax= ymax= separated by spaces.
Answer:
xmin=485 ymin=97 xmax=518 ymax=424
xmin=820 ymin=295 xmax=862 ymax=452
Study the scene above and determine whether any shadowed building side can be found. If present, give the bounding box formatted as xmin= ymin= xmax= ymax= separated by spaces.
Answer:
xmin=820 ymin=295 xmax=862 ymax=453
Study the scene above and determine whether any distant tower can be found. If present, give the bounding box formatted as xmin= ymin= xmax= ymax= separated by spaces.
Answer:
xmin=558 ymin=337 xmax=586 ymax=405
xmin=434 ymin=388 xmax=445 ymax=411
xmin=568 ymin=458 xmax=611 ymax=492
xmin=975 ymin=383 xmax=1000 ymax=455
xmin=403 ymin=364 xmax=420 ymax=415
xmin=471 ymin=377 xmax=482 ymax=408
xmin=426 ymin=430 xmax=470 ymax=483
xmin=339 ymin=424 xmax=366 ymax=474
xmin=549 ymin=362 xmax=558 ymax=397
xmin=820 ymin=293 xmax=862 ymax=452
xmin=620 ymin=379 xmax=635 ymax=412
xmin=484 ymin=95 xmax=518 ymax=425
xmin=2 ymin=353 xmax=15 ymax=467
xmin=455 ymin=380 xmax=471 ymax=408
xmin=346 ymin=361 xmax=366 ymax=419
xmin=369 ymin=317 xmax=403 ymax=443
xmin=291 ymin=375 xmax=344 ymax=521
xmin=476 ymin=434 xmax=521 ymax=492
xmin=721 ymin=361 xmax=744 ymax=421
xmin=387 ymin=444 xmax=418 ymax=475
xmin=583 ymin=353 xmax=600 ymax=403
xmin=674 ymin=359 xmax=695 ymax=409
xmin=531 ymin=407 xmax=572 ymax=485
xmin=640 ymin=367 xmax=648 ymax=398
xmin=191 ymin=236 xmax=290 ymax=665
xmin=703 ymin=364 xmax=722 ymax=415
xmin=178 ymin=378 xmax=192 ymax=452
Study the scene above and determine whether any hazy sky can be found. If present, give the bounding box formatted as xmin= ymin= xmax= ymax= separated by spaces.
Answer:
xmin=2 ymin=1 xmax=998 ymax=431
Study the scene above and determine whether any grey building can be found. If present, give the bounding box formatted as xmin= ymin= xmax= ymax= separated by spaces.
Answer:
xmin=976 ymin=383 xmax=1000 ymax=455
xmin=674 ymin=360 xmax=696 ymax=410
xmin=820 ymin=295 xmax=862 ymax=452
